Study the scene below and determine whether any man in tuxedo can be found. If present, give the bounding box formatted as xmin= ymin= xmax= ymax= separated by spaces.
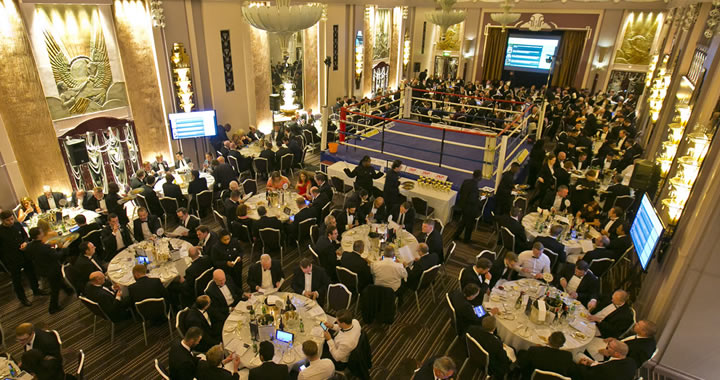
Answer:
xmin=382 ymin=160 xmax=403 ymax=211
xmin=128 ymin=264 xmax=169 ymax=308
xmin=37 ymin=186 xmax=65 ymax=212
xmin=275 ymin=136 xmax=293 ymax=169
xmin=290 ymin=197 xmax=316 ymax=242
xmin=247 ymin=125 xmax=264 ymax=141
xmin=335 ymin=203 xmax=359 ymax=235
xmin=169 ymin=327 xmax=203 ymax=380
xmin=196 ymin=225 xmax=219 ymax=254
xmin=222 ymin=190 xmax=241 ymax=225
xmin=405 ymin=243 xmax=439 ymax=291
xmin=182 ymin=296 xmax=221 ymax=352
xmin=15 ymin=323 xmax=62 ymax=363
xmin=258 ymin=141 xmax=277 ymax=171
xmin=588 ymin=290 xmax=634 ymax=339
xmin=315 ymin=226 xmax=342 ymax=283
xmin=413 ymin=356 xmax=456 ymax=380
xmin=247 ymin=254 xmax=284 ymax=292
xmin=314 ymin=173 xmax=334 ymax=204
xmin=448 ymin=283 xmax=498 ymax=337
xmin=418 ymin=219 xmax=444 ymax=262
xmin=291 ymin=257 xmax=330 ymax=305
xmin=162 ymin=173 xmax=184 ymax=201
xmin=516 ymin=331 xmax=574 ymax=379
xmin=574 ymin=151 xmax=590 ymax=171
xmin=389 ymin=201 xmax=415 ymax=233
xmin=151 ymin=154 xmax=170 ymax=173
xmin=73 ymin=214 xmax=101 ymax=245
xmin=607 ymin=222 xmax=632 ymax=257
xmin=489 ymin=252 xmax=518 ymax=288
xmin=604 ymin=320 xmax=657 ymax=367
xmin=211 ymin=158 xmax=237 ymax=190
xmin=309 ymin=187 xmax=330 ymax=219
xmin=101 ymin=214 xmax=133 ymax=259
xmin=130 ymin=170 xmax=146 ymax=189
xmin=211 ymin=230 xmax=244 ymax=287
xmin=133 ymin=207 xmax=163 ymax=242
xmin=601 ymin=174 xmax=631 ymax=212
xmin=453 ymin=170 xmax=482 ymax=243
xmin=339 ymin=240 xmax=373 ymax=292
xmin=179 ymin=247 xmax=213 ymax=305
xmin=466 ymin=316 xmax=512 ymax=378
xmin=288 ymin=136 xmax=303 ymax=167
xmin=83 ymin=271 xmax=131 ymax=322
xmin=253 ymin=206 xmax=284 ymax=238
xmin=176 ymin=208 xmax=200 ymax=245
xmin=540 ymin=185 xmax=571 ymax=212
xmin=26 ymin=228 xmax=73 ymax=314
xmin=174 ymin=151 xmax=192 ymax=170
xmin=249 ymin=341 xmax=289 ymax=380
xmin=196 ymin=345 xmax=242 ymax=379
xmin=533 ymin=224 xmax=566 ymax=265
xmin=71 ymin=189 xmax=89 ymax=209
xmin=205 ymin=270 xmax=245 ymax=324
xmin=141 ymin=176 xmax=164 ymax=217
xmin=575 ymin=340 xmax=638 ymax=380
xmin=73 ymin=241 xmax=106 ymax=293
xmin=495 ymin=162 xmax=520 ymax=216
xmin=84 ymin=187 xmax=108 ymax=215
xmin=558 ymin=260 xmax=599 ymax=307
xmin=495 ymin=207 xmax=530 ymax=252
xmin=460 ymin=257 xmax=493 ymax=306
xmin=601 ymin=206 xmax=624 ymax=239
xmin=583 ymin=235 xmax=618 ymax=263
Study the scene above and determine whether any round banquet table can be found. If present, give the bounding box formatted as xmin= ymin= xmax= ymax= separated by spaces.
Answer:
xmin=340 ymin=224 xmax=419 ymax=265
xmin=154 ymin=171 xmax=214 ymax=196
xmin=0 ymin=356 xmax=26 ymax=379
xmin=484 ymin=279 xmax=598 ymax=354
xmin=107 ymin=238 xmax=192 ymax=287
xmin=239 ymin=142 xmax=278 ymax=158
xmin=521 ymin=212 xmax=602 ymax=261
xmin=221 ymin=292 xmax=329 ymax=378
xmin=244 ymin=191 xmax=301 ymax=222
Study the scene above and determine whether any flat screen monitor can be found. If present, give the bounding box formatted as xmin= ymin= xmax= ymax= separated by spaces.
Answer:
xmin=630 ymin=194 xmax=664 ymax=271
xmin=504 ymin=34 xmax=561 ymax=73
xmin=169 ymin=110 xmax=217 ymax=140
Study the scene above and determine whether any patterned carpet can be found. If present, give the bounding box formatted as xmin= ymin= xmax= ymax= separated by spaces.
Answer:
xmin=0 ymin=154 xmax=497 ymax=380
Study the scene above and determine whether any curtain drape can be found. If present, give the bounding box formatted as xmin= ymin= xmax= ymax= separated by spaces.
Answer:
xmin=551 ymin=30 xmax=587 ymax=87
xmin=482 ymin=27 xmax=508 ymax=81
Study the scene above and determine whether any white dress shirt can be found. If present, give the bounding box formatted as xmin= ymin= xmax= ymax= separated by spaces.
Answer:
xmin=517 ymin=250 xmax=551 ymax=277
xmin=327 ymin=320 xmax=361 ymax=363
xmin=397 ymin=212 xmax=406 ymax=227
xmin=88 ymin=256 xmax=103 ymax=272
xmin=567 ymin=275 xmax=583 ymax=294
xmin=346 ymin=212 xmax=354 ymax=226
xmin=371 ymin=258 xmax=407 ymax=292
xmin=25 ymin=333 xmax=36 ymax=351
xmin=595 ymin=303 xmax=619 ymax=321
xmin=202 ymin=310 xmax=212 ymax=326
xmin=140 ymin=221 xmax=152 ymax=240
xmin=99 ymin=197 xmax=107 ymax=211
xmin=114 ymin=229 xmax=126 ymax=251
xmin=47 ymin=196 xmax=57 ymax=209
xmin=304 ymin=272 xmax=313 ymax=293
xmin=603 ymin=217 xmax=618 ymax=232
xmin=552 ymin=195 xmax=563 ymax=210
xmin=261 ymin=268 xmax=273 ymax=289
xmin=297 ymin=358 xmax=335 ymax=380
xmin=218 ymin=284 xmax=234 ymax=306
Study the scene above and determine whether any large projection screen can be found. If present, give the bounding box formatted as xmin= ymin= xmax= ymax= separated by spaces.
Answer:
xmin=503 ymin=34 xmax=561 ymax=73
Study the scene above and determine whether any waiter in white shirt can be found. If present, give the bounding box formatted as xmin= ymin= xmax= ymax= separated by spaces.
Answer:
xmin=517 ymin=242 xmax=551 ymax=279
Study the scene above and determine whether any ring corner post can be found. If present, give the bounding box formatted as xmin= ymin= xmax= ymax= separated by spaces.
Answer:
xmin=495 ymin=135 xmax=509 ymax=190
xmin=403 ymin=86 xmax=412 ymax=119
xmin=320 ymin=105 xmax=329 ymax=151
xmin=339 ymin=107 xmax=347 ymax=143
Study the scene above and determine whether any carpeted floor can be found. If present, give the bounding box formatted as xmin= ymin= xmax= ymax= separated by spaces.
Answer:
xmin=0 ymin=153 xmax=500 ymax=380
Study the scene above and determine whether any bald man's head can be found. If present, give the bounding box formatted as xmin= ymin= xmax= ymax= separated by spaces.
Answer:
xmin=89 ymin=271 xmax=105 ymax=285
xmin=212 ymin=269 xmax=226 ymax=287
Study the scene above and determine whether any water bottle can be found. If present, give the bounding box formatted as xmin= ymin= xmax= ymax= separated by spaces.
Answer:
xmin=299 ymin=318 xmax=305 ymax=333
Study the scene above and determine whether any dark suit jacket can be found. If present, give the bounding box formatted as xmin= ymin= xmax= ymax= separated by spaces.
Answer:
xmin=169 ymin=339 xmax=200 ymax=380
xmin=583 ymin=247 xmax=619 ymax=263
xmin=290 ymin=265 xmax=330 ymax=304
xmin=254 ymin=216 xmax=284 ymax=238
xmin=456 ymin=178 xmax=480 ymax=217
xmin=558 ymin=265 xmax=599 ymax=307
xmin=407 ymin=253 xmax=439 ymax=290
xmin=258 ymin=150 xmax=276 ymax=170
xmin=128 ymin=275 xmax=169 ymax=305
xmin=152 ymin=161 xmax=170 ymax=172
xmin=73 ymin=255 xmax=105 ymax=290
xmin=418 ymin=229 xmax=444 ymax=262
xmin=199 ymin=231 xmax=219 ymax=254
xmin=489 ymin=259 xmax=517 ymax=288
xmin=517 ymin=345 xmax=574 ymax=380
xmin=179 ymin=215 xmax=201 ymax=245
xmin=188 ymin=177 xmax=209 ymax=196
xmin=183 ymin=308 xmax=221 ymax=351
xmin=314 ymin=236 xmax=340 ymax=282
xmin=460 ymin=264 xmax=490 ymax=303
xmin=26 ymin=240 xmax=63 ymax=278
xmin=413 ymin=356 xmax=455 ymax=380
xmin=247 ymin=260 xmax=284 ymax=291
xmin=213 ymin=163 xmax=237 ymax=190
xmin=317 ymin=182 xmax=333 ymax=203
xmin=195 ymin=360 xmax=239 ymax=380
xmin=206 ymin=278 xmax=243 ymax=322
xmin=101 ymin=225 xmax=133 ymax=257
xmin=211 ymin=239 xmax=243 ymax=275
xmin=142 ymin=185 xmax=164 ymax=216
xmin=310 ymin=192 xmax=330 ymax=218
xmin=133 ymin=216 xmax=163 ymax=242
xmin=534 ymin=236 xmax=566 ymax=265
xmin=27 ymin=328 xmax=62 ymax=362
xmin=389 ymin=205 xmax=415 ymax=234
xmin=83 ymin=283 xmax=131 ymax=322
xmin=183 ymin=256 xmax=213 ymax=295
xmin=607 ymin=235 xmax=632 ymax=257
xmin=467 ymin=326 xmax=511 ymax=377
xmin=163 ymin=182 xmax=184 ymax=202
xmin=71 ymin=193 xmax=90 ymax=209
xmin=335 ymin=210 xmax=359 ymax=235
xmin=383 ymin=170 xmax=401 ymax=207
xmin=601 ymin=183 xmax=631 ymax=212
xmin=175 ymin=158 xmax=192 ymax=170
xmin=602 ymin=217 xmax=624 ymax=240
xmin=291 ymin=207 xmax=317 ymax=239
xmin=248 ymin=361 xmax=289 ymax=380
xmin=540 ymin=192 xmax=570 ymax=212
xmin=496 ymin=214 xmax=529 ymax=252
xmin=223 ymin=199 xmax=240 ymax=224
xmin=449 ymin=289 xmax=483 ymax=336
xmin=574 ymin=357 xmax=637 ymax=380
xmin=595 ymin=302 xmax=634 ymax=338
xmin=130 ymin=176 xmax=144 ymax=189
xmin=340 ymin=251 xmax=372 ymax=292
xmin=625 ymin=336 xmax=657 ymax=367
xmin=37 ymin=192 xmax=65 ymax=212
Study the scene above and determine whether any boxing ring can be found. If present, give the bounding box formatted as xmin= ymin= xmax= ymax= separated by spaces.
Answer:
xmin=320 ymin=87 xmax=534 ymax=190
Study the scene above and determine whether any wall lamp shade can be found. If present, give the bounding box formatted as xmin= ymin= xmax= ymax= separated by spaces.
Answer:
xmin=242 ymin=0 xmax=323 ymax=55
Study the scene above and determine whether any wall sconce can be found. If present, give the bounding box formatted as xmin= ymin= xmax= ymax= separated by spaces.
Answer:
xmin=170 ymin=43 xmax=194 ymax=113
xmin=645 ymin=54 xmax=658 ymax=87
xmin=662 ymin=130 xmax=710 ymax=226
xmin=403 ymin=36 xmax=411 ymax=66
xmin=354 ymin=31 xmax=363 ymax=90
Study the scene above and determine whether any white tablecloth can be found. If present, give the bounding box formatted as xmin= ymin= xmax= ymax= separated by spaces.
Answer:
xmin=0 ymin=357 xmax=30 ymax=379
xmin=107 ymin=238 xmax=192 ymax=287
xmin=484 ymin=279 xmax=597 ymax=354
xmin=326 ymin=161 xmax=457 ymax=224
xmin=244 ymin=192 xmax=301 ymax=222
xmin=239 ymin=141 xmax=279 ymax=158
xmin=521 ymin=212 xmax=601 ymax=260
xmin=154 ymin=172 xmax=214 ymax=196
xmin=340 ymin=224 xmax=419 ymax=265
xmin=222 ymin=292 xmax=329 ymax=378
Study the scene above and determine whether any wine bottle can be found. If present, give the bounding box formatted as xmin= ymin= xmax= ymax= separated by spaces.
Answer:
xmin=299 ymin=318 xmax=305 ymax=333
xmin=515 ymin=291 xmax=525 ymax=310
xmin=279 ymin=316 xmax=285 ymax=331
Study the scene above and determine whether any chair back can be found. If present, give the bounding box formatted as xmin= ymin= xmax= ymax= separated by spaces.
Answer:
xmin=613 ymin=195 xmax=634 ymax=210
xmin=242 ymin=179 xmax=257 ymax=196
xmin=432 ymin=218 xmax=445 ymax=235
xmin=327 ymin=283 xmax=352 ymax=312
xmin=214 ymin=198 xmax=225 ymax=216
xmin=194 ymin=268 xmax=214 ymax=297
xmin=213 ymin=210 xmax=228 ymax=231
xmin=330 ymin=176 xmax=347 ymax=193
xmin=588 ymin=257 xmax=615 ymax=277
xmin=531 ymin=369 xmax=572 ymax=380
xmin=300 ymin=145 xmax=310 ymax=166
xmin=155 ymin=358 xmax=170 ymax=380
xmin=308 ymin=244 xmax=320 ymax=262
xmin=61 ymin=263 xmax=78 ymax=295
xmin=279 ymin=153 xmax=294 ymax=172
xmin=465 ymin=333 xmax=490 ymax=377
xmin=259 ymin=228 xmax=282 ymax=251
xmin=411 ymin=197 xmax=430 ymax=216
xmin=621 ymin=307 xmax=637 ymax=338
xmin=134 ymin=298 xmax=169 ymax=322
xmin=445 ymin=293 xmax=459 ymax=336
xmin=231 ymin=221 xmax=253 ymax=243
xmin=12 ymin=204 xmax=21 ymax=219
xmin=543 ymin=248 xmax=560 ymax=271
xmin=175 ymin=307 xmax=189 ymax=337
xmin=228 ymin=155 xmax=240 ymax=173
xmin=309 ymin=224 xmax=319 ymax=246
xmin=500 ymin=226 xmax=515 ymax=252
xmin=135 ymin=194 xmax=149 ymax=211
xmin=321 ymin=202 xmax=332 ymax=220
xmin=79 ymin=296 xmax=111 ymax=321
xmin=195 ymin=190 xmax=213 ymax=216
xmin=253 ymin=157 xmax=269 ymax=175
xmin=297 ymin=218 xmax=316 ymax=244
xmin=457 ymin=267 xmax=465 ymax=283
xmin=82 ymin=229 xmax=103 ymax=248
xmin=336 ymin=266 xmax=360 ymax=294
xmin=514 ymin=196 xmax=528 ymax=215
xmin=159 ymin=197 xmax=179 ymax=218
xmin=445 ymin=241 xmax=457 ymax=264
xmin=76 ymin=349 xmax=86 ymax=380
xmin=303 ymin=129 xmax=316 ymax=145
xmin=416 ymin=264 xmax=441 ymax=291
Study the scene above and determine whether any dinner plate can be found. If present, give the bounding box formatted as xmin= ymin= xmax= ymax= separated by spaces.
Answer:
xmin=224 ymin=324 xmax=235 ymax=333
xmin=498 ymin=313 xmax=515 ymax=321
xmin=572 ymin=331 xmax=587 ymax=340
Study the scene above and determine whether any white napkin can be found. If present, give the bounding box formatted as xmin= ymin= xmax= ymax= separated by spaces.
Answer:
xmin=579 ymin=239 xmax=595 ymax=252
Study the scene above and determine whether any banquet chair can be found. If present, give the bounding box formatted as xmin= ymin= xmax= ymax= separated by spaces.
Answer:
xmin=432 ymin=218 xmax=445 ymax=236
xmin=321 ymin=202 xmax=332 ymax=221
xmin=219 ymin=189 xmax=230 ymax=200
xmin=499 ymin=227 xmax=515 ymax=254
xmin=309 ymin=224 xmax=319 ymax=248
xmin=613 ymin=195 xmax=635 ymax=211
xmin=620 ymin=307 xmax=638 ymax=339
xmin=242 ymin=179 xmax=258 ymax=197
xmin=134 ymin=194 xmax=149 ymax=212
xmin=61 ymin=263 xmax=79 ymax=296
xmin=330 ymin=177 xmax=353 ymax=205
xmin=76 ymin=350 xmax=86 ymax=380
xmin=336 ymin=266 xmax=361 ymax=312
xmin=79 ymin=296 xmax=116 ymax=343
xmin=296 ymin=218 xmax=317 ymax=255
xmin=194 ymin=190 xmax=213 ymax=218
xmin=11 ymin=204 xmax=21 ymax=219
xmin=413 ymin=264 xmax=442 ymax=312
xmin=299 ymin=145 xmax=312 ymax=169
xmin=81 ymin=229 xmax=105 ymax=260
xmin=326 ymin=283 xmax=352 ymax=314
xmin=155 ymin=358 xmax=170 ymax=380
xmin=457 ymin=333 xmax=490 ymax=379
xmin=175 ymin=307 xmax=189 ymax=337
xmin=514 ymin=196 xmax=529 ymax=216
xmin=227 ymin=155 xmax=240 ymax=174
xmin=252 ymin=157 xmax=270 ymax=182
xmin=231 ymin=221 xmax=254 ymax=259
xmin=443 ymin=293 xmax=460 ymax=356
xmin=531 ymin=369 xmax=572 ymax=380
xmin=441 ymin=241 xmax=457 ymax=282
xmin=477 ymin=250 xmax=497 ymax=263
xmin=159 ymin=197 xmax=180 ymax=228
xmin=543 ymin=248 xmax=560 ymax=272
xmin=308 ymin=245 xmax=320 ymax=264
xmin=259 ymin=228 xmax=284 ymax=264
xmin=473 ymin=197 xmax=490 ymax=231
xmin=194 ymin=268 xmax=214 ymax=298
xmin=588 ymin=258 xmax=615 ymax=277
xmin=213 ymin=210 xmax=228 ymax=231
xmin=0 ymin=321 xmax=5 ymax=352
xmin=135 ymin=298 xmax=173 ymax=345
xmin=412 ymin=197 xmax=435 ymax=219
xmin=279 ymin=153 xmax=295 ymax=177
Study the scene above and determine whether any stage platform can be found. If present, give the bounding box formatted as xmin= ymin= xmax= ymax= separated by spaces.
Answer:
xmin=321 ymin=119 xmax=531 ymax=190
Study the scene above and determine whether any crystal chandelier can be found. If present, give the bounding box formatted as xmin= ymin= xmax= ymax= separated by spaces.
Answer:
xmin=426 ymin=0 xmax=466 ymax=36
xmin=242 ymin=0 xmax=323 ymax=57
xmin=491 ymin=0 xmax=520 ymax=30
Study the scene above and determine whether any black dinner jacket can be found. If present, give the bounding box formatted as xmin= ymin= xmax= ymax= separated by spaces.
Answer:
xmin=489 ymin=259 xmax=517 ymax=288
xmin=26 ymin=328 xmax=62 ymax=362
xmin=188 ymin=177 xmax=208 ymax=196
xmin=583 ymin=247 xmax=619 ymax=264
xmin=128 ymin=275 xmax=169 ymax=305
xmin=101 ymin=225 xmax=134 ymax=257
xmin=594 ymin=302 xmax=634 ymax=339
xmin=205 ymin=278 xmax=243 ymax=322
xmin=133 ymin=215 xmax=163 ymax=242
xmin=517 ymin=345 xmax=575 ymax=380
xmin=198 ymin=231 xmax=219 ymax=254
xmin=317 ymin=181 xmax=333 ymax=203
xmin=151 ymin=160 xmax=170 ymax=172
xmin=406 ymin=253 xmax=439 ymax=290
xmin=314 ymin=236 xmax=340 ymax=282
xmin=195 ymin=360 xmax=239 ymax=380
xmin=37 ymin=192 xmax=65 ymax=212
xmin=248 ymin=361 xmax=289 ymax=380
xmin=175 ymin=158 xmax=192 ymax=170
xmin=533 ymin=236 xmax=566 ymax=264
xmin=25 ymin=240 xmax=63 ymax=278
xmin=339 ymin=251 xmax=372 ymax=292
xmin=573 ymin=357 xmax=638 ymax=380
xmin=540 ymin=192 xmax=570 ymax=212
xmin=223 ymin=198 xmax=240 ymax=224
xmin=163 ymin=182 xmax=184 ymax=202
xmin=602 ymin=217 xmax=624 ymax=239
xmin=417 ymin=229 xmax=444 ymax=262
xmin=448 ymin=289 xmax=483 ymax=337
xmin=389 ymin=205 xmax=416 ymax=234
xmin=169 ymin=339 xmax=200 ymax=380
xmin=558 ymin=265 xmax=599 ymax=307
xmin=413 ymin=356 xmax=455 ymax=380
xmin=247 ymin=260 xmax=284 ymax=292
xmin=253 ymin=215 xmax=284 ymax=238
xmin=291 ymin=207 xmax=317 ymax=238
xmin=105 ymin=192 xmax=127 ymax=224
xmin=625 ymin=336 xmax=657 ymax=367
xmin=466 ymin=326 xmax=511 ymax=377
xmin=496 ymin=214 xmax=530 ymax=252
xmin=290 ymin=265 xmax=330 ymax=304
xmin=73 ymin=255 xmax=105 ymax=291
xmin=460 ymin=264 xmax=490 ymax=300
xmin=335 ymin=210 xmax=359 ymax=235
xmin=213 ymin=163 xmax=237 ymax=190
xmin=141 ymin=184 xmax=164 ymax=216
xmin=183 ymin=256 xmax=213 ymax=295
xmin=310 ymin=192 xmax=330 ymax=218
xmin=607 ymin=235 xmax=632 ymax=257
xmin=382 ymin=169 xmax=401 ymax=206
xmin=179 ymin=215 xmax=200 ymax=245
xmin=601 ymin=183 xmax=631 ymax=212
xmin=83 ymin=283 xmax=131 ymax=322
xmin=182 ymin=307 xmax=216 ymax=339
